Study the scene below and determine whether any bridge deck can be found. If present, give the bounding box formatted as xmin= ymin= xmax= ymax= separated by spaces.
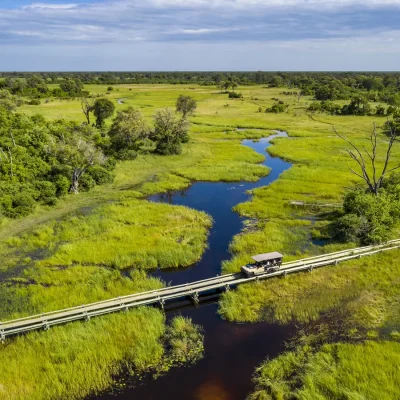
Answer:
xmin=1 ymin=239 xmax=400 ymax=341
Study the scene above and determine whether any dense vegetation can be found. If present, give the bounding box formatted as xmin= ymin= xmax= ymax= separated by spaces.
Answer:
xmin=1 ymin=80 xmax=400 ymax=399
xmin=0 ymin=108 xmax=115 ymax=217
xmin=334 ymin=176 xmax=400 ymax=244
xmin=0 ymin=92 xmax=196 ymax=218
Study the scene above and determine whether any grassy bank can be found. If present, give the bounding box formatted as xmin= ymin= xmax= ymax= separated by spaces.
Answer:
xmin=0 ymin=85 xmax=278 ymax=400
xmin=249 ymin=340 xmax=400 ymax=400
xmin=0 ymin=311 xmax=204 ymax=400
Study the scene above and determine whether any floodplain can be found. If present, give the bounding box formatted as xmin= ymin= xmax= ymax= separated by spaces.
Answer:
xmin=1 ymin=83 xmax=400 ymax=400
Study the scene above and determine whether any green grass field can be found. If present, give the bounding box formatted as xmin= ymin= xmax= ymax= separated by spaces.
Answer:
xmin=2 ymin=83 xmax=400 ymax=399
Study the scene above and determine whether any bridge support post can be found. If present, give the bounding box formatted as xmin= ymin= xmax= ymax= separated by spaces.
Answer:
xmin=158 ymin=297 xmax=165 ymax=311
xmin=225 ymin=284 xmax=230 ymax=292
xmin=121 ymin=303 xmax=129 ymax=312
xmin=43 ymin=321 xmax=49 ymax=331
xmin=0 ymin=329 xmax=5 ymax=343
xmin=308 ymin=266 xmax=314 ymax=272
xmin=83 ymin=312 xmax=90 ymax=322
xmin=191 ymin=292 xmax=199 ymax=306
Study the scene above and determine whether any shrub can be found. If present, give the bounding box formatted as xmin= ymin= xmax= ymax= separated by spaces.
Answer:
xmin=228 ymin=92 xmax=243 ymax=99
xmin=79 ymin=175 xmax=96 ymax=192
xmin=35 ymin=181 xmax=57 ymax=204
xmin=103 ymin=156 xmax=117 ymax=171
xmin=334 ymin=214 xmax=367 ymax=243
xmin=155 ymin=141 xmax=182 ymax=156
xmin=54 ymin=175 xmax=71 ymax=197
xmin=334 ymin=182 xmax=400 ymax=244
xmin=266 ymin=102 xmax=288 ymax=113
xmin=87 ymin=166 xmax=114 ymax=185
xmin=27 ymin=99 xmax=41 ymax=105
xmin=165 ymin=317 xmax=204 ymax=364
xmin=4 ymin=193 xmax=36 ymax=218
xmin=117 ymin=149 xmax=138 ymax=160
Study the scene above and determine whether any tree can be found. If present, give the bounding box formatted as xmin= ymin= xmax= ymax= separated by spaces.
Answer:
xmin=93 ymin=98 xmax=115 ymax=128
xmin=341 ymin=96 xmax=371 ymax=116
xmin=335 ymin=123 xmax=400 ymax=195
xmin=59 ymin=79 xmax=84 ymax=96
xmin=27 ymin=75 xmax=48 ymax=94
xmin=151 ymin=108 xmax=189 ymax=155
xmin=176 ymin=95 xmax=197 ymax=119
xmin=109 ymin=107 xmax=148 ymax=152
xmin=52 ymin=136 xmax=106 ymax=194
xmin=80 ymin=98 xmax=95 ymax=125
xmin=217 ymin=81 xmax=230 ymax=93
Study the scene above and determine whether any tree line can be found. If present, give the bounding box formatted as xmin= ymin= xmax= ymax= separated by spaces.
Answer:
xmin=0 ymin=95 xmax=196 ymax=218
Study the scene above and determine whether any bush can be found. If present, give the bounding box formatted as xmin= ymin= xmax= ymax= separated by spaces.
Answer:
xmin=35 ymin=181 xmax=57 ymax=205
xmin=27 ymin=99 xmax=41 ymax=105
xmin=165 ymin=317 xmax=204 ymax=364
xmin=87 ymin=166 xmax=114 ymax=185
xmin=4 ymin=193 xmax=36 ymax=218
xmin=54 ymin=175 xmax=71 ymax=197
xmin=79 ymin=174 xmax=96 ymax=192
xmin=334 ymin=183 xmax=400 ymax=244
xmin=155 ymin=141 xmax=182 ymax=156
xmin=334 ymin=214 xmax=367 ymax=243
xmin=228 ymin=92 xmax=243 ymax=99
xmin=103 ymin=156 xmax=117 ymax=171
xmin=117 ymin=149 xmax=138 ymax=160
xmin=266 ymin=102 xmax=288 ymax=113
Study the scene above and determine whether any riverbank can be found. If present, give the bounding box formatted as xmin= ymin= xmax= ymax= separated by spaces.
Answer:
xmin=0 ymin=131 xmax=274 ymax=400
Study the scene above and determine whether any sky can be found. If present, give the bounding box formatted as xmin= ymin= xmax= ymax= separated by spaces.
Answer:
xmin=1 ymin=0 xmax=400 ymax=71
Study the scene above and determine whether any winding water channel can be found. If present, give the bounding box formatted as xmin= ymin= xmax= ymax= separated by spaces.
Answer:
xmin=97 ymin=132 xmax=295 ymax=400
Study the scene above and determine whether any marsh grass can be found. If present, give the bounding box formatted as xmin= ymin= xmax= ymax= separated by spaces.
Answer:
xmin=249 ymin=341 xmax=400 ymax=400
xmin=0 ymin=311 xmax=203 ymax=400
xmin=220 ymin=249 xmax=400 ymax=329
xmin=4 ymin=84 xmax=400 ymax=399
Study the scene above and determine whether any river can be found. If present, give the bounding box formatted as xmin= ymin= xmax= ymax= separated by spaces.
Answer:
xmin=96 ymin=132 xmax=294 ymax=400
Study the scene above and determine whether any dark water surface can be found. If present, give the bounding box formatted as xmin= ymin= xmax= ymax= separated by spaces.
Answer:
xmin=150 ymin=132 xmax=292 ymax=285
xmin=96 ymin=132 xmax=294 ymax=400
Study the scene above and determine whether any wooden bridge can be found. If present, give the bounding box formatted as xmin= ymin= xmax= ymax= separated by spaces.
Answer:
xmin=2 ymin=239 xmax=400 ymax=342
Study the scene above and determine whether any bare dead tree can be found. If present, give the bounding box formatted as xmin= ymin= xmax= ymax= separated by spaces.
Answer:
xmin=80 ymin=98 xmax=95 ymax=125
xmin=334 ymin=122 xmax=400 ymax=195
xmin=9 ymin=129 xmax=15 ymax=147
xmin=7 ymin=146 xmax=13 ymax=178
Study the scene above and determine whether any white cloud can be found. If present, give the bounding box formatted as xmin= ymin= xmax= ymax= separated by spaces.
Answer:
xmin=178 ymin=28 xmax=239 ymax=34
xmin=0 ymin=0 xmax=400 ymax=71
xmin=149 ymin=0 xmax=400 ymax=8
xmin=22 ymin=3 xmax=78 ymax=9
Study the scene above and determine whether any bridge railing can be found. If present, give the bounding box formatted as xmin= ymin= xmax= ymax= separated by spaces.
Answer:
xmin=1 ymin=240 xmax=400 ymax=340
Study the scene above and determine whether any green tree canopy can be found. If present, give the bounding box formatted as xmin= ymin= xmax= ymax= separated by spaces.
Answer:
xmin=176 ymin=95 xmax=197 ymax=119
xmin=151 ymin=108 xmax=189 ymax=155
xmin=93 ymin=98 xmax=115 ymax=128
xmin=109 ymin=107 xmax=148 ymax=156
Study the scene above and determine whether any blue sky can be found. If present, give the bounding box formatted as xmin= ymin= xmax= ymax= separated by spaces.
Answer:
xmin=1 ymin=0 xmax=400 ymax=71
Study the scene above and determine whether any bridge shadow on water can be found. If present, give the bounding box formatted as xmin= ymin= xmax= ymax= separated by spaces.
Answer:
xmin=95 ymin=132 xmax=294 ymax=400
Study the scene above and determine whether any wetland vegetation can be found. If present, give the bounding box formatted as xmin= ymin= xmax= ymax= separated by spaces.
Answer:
xmin=1 ymin=72 xmax=400 ymax=399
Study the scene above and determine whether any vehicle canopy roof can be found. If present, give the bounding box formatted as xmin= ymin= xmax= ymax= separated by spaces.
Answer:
xmin=251 ymin=252 xmax=283 ymax=262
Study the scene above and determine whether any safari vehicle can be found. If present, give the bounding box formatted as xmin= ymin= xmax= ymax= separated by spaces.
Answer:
xmin=241 ymin=252 xmax=283 ymax=277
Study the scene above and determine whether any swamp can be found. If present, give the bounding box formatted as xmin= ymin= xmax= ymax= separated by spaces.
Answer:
xmin=1 ymin=74 xmax=400 ymax=400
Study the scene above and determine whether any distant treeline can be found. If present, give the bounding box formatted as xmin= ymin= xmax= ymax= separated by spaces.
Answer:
xmin=2 ymin=71 xmax=400 ymax=104
xmin=1 ymin=71 xmax=400 ymax=88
